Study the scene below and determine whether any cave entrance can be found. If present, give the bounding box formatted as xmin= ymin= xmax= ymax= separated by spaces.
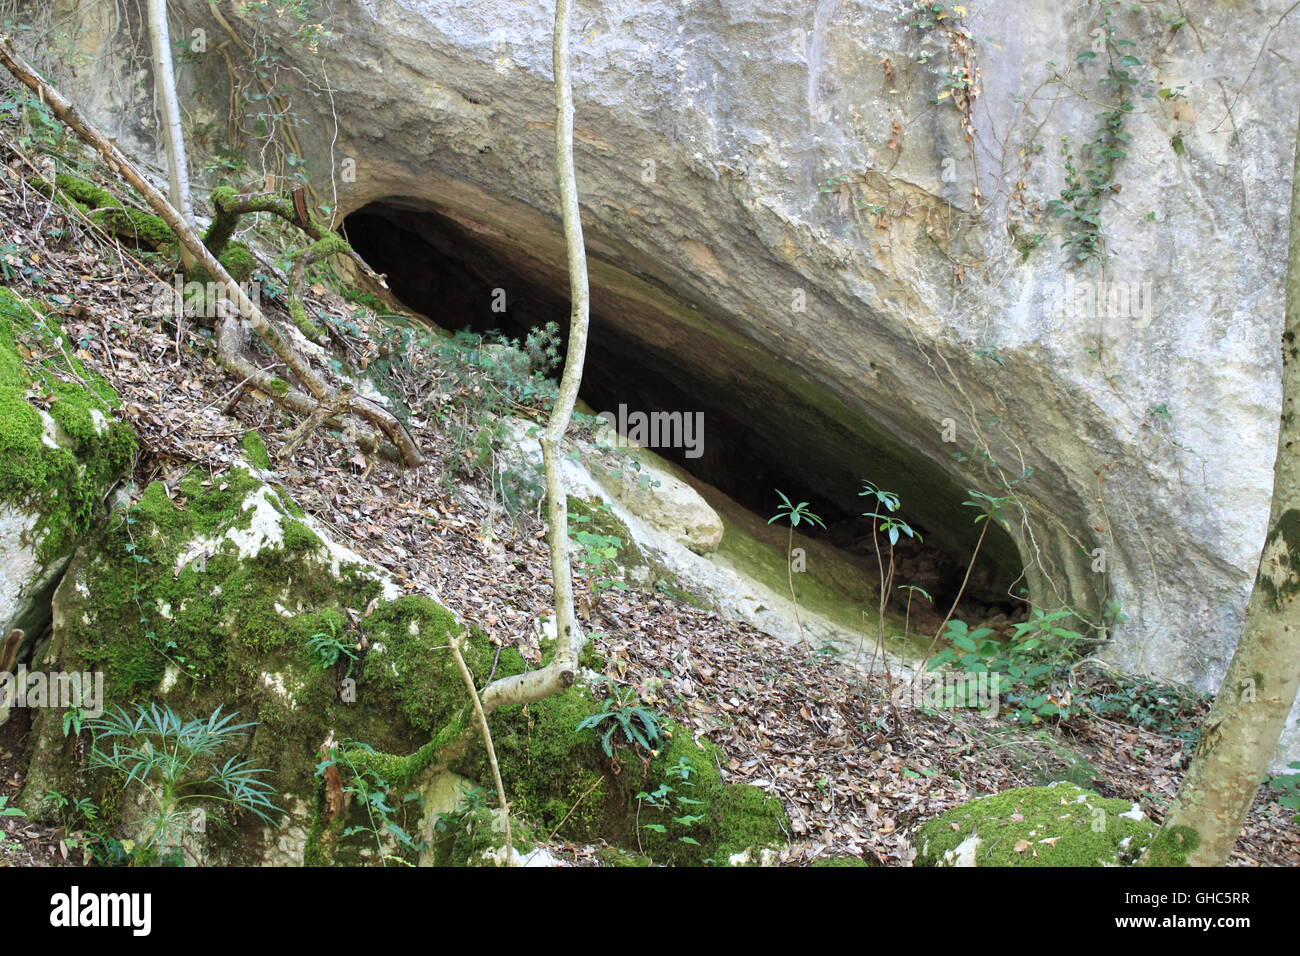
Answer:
xmin=342 ymin=199 xmax=1023 ymax=621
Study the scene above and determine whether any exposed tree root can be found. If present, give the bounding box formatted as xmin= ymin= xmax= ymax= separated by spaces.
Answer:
xmin=0 ymin=38 xmax=422 ymax=468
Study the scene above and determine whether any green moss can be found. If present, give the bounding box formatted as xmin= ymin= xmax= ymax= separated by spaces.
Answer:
xmin=578 ymin=637 xmax=604 ymax=671
xmin=222 ymin=242 xmax=256 ymax=282
xmin=338 ymin=712 xmax=469 ymax=791
xmin=914 ymin=782 xmax=1157 ymax=867
xmin=467 ymin=686 xmax=613 ymax=843
xmin=187 ymin=242 xmax=257 ymax=285
xmin=596 ymin=846 xmax=652 ymax=867
xmin=1139 ymin=824 xmax=1199 ymax=867
xmin=0 ymin=288 xmax=136 ymax=562
xmin=289 ymin=296 xmax=326 ymax=343
xmin=358 ymin=596 xmax=515 ymax=733
xmin=265 ymin=377 xmax=290 ymax=398
xmin=710 ymin=783 xmax=790 ymax=865
xmin=20 ymin=469 xmax=473 ymax=864
xmin=89 ymin=206 xmax=175 ymax=248
xmin=810 ymin=856 xmax=871 ymax=866
xmin=209 ymin=186 xmax=238 ymax=207
xmin=271 ymin=489 xmax=303 ymax=519
xmin=240 ymin=430 xmax=271 ymax=469
xmin=303 ymin=235 xmax=350 ymax=261
xmin=431 ymin=806 xmax=536 ymax=867
xmin=463 ymin=690 xmax=789 ymax=866
xmin=203 ymin=188 xmax=292 ymax=257
xmin=53 ymin=173 xmax=119 ymax=210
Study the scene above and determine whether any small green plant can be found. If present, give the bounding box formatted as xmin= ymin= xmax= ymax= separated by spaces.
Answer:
xmin=636 ymin=756 xmax=707 ymax=851
xmin=87 ymin=704 xmax=278 ymax=864
xmin=576 ymin=681 xmax=663 ymax=758
xmin=434 ymin=786 xmax=488 ymax=833
xmin=857 ymin=479 xmax=923 ymax=718
xmin=317 ymin=743 xmax=423 ymax=866
xmin=0 ymin=795 xmax=26 ymax=852
xmin=44 ymin=791 xmax=131 ymax=865
xmin=62 ymin=706 xmax=86 ymax=738
xmin=433 ymin=786 xmax=488 ymax=845
xmin=1046 ymin=2 xmax=1141 ymax=263
xmin=929 ymin=608 xmax=1092 ymax=723
xmin=568 ymin=505 xmax=627 ymax=596
xmin=305 ymin=627 xmax=358 ymax=674
xmin=1077 ymin=667 xmax=1206 ymax=742
xmin=768 ymin=490 xmax=827 ymax=647
xmin=412 ymin=323 xmax=562 ymax=513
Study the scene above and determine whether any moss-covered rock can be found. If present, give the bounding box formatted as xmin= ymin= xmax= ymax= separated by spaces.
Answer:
xmin=430 ymin=806 xmax=537 ymax=867
xmin=0 ymin=288 xmax=135 ymax=649
xmin=458 ymin=684 xmax=790 ymax=866
xmin=913 ymin=782 xmax=1157 ymax=867
xmin=17 ymin=467 xmax=489 ymax=865
xmin=810 ymin=855 xmax=872 ymax=866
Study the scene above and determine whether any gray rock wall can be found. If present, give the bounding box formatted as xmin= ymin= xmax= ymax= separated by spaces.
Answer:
xmin=19 ymin=0 xmax=1300 ymax=764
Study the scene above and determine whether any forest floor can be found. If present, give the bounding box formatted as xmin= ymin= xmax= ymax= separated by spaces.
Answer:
xmin=0 ymin=115 xmax=1297 ymax=867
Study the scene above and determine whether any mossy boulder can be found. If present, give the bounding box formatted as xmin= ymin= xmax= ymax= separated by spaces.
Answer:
xmin=0 ymin=288 xmax=135 ymax=668
xmin=457 ymin=684 xmax=790 ymax=866
xmin=913 ymin=782 xmax=1157 ymax=867
xmin=429 ymin=806 xmax=537 ymax=867
xmin=18 ymin=467 xmax=497 ymax=865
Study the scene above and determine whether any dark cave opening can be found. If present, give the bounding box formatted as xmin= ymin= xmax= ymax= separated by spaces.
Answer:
xmin=343 ymin=200 xmax=1022 ymax=618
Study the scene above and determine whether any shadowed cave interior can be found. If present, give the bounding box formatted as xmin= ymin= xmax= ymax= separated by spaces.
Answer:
xmin=342 ymin=199 xmax=1023 ymax=620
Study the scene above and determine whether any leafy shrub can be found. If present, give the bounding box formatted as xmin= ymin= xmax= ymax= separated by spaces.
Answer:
xmin=929 ymin=608 xmax=1091 ymax=724
xmin=1076 ymin=669 xmax=1208 ymax=742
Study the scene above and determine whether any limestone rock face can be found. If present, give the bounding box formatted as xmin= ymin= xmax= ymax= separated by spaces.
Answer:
xmin=591 ymin=423 xmax=724 ymax=554
xmin=23 ymin=0 xmax=1300 ymax=764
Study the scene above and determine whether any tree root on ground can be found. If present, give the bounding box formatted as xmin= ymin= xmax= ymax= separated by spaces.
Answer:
xmin=0 ymin=37 xmax=422 ymax=468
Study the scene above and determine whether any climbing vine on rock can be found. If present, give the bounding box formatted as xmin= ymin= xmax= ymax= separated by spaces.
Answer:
xmin=1047 ymin=3 xmax=1141 ymax=264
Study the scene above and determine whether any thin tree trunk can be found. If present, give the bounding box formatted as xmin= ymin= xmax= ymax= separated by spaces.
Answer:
xmin=145 ymin=0 xmax=194 ymax=238
xmin=448 ymin=634 xmax=515 ymax=866
xmin=1140 ymin=117 xmax=1300 ymax=867
xmin=480 ymin=0 xmax=589 ymax=713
